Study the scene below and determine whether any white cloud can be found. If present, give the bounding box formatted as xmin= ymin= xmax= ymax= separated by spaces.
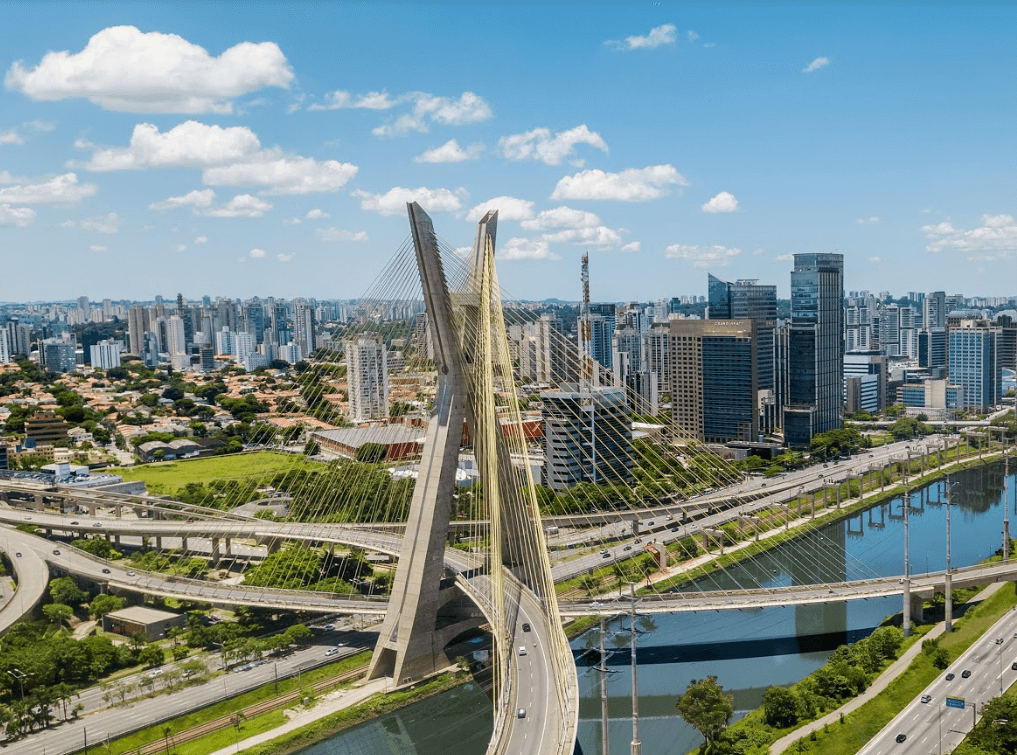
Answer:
xmin=316 ymin=227 xmax=368 ymax=242
xmin=277 ymin=252 xmax=294 ymax=262
xmin=701 ymin=191 xmax=739 ymax=213
xmin=804 ymin=57 xmax=830 ymax=73
xmin=0 ymin=129 xmax=23 ymax=145
xmin=551 ymin=164 xmax=686 ymax=201
xmin=608 ymin=24 xmax=677 ymax=50
xmin=467 ymin=196 xmax=535 ymax=222
xmin=90 ymin=244 xmax=106 ymax=252
xmin=283 ymin=217 xmax=301 ymax=225
xmin=201 ymin=194 xmax=272 ymax=218
xmin=0 ymin=173 xmax=96 ymax=204
xmin=86 ymin=121 xmax=261 ymax=171
xmin=83 ymin=121 xmax=358 ymax=194
xmin=521 ymin=206 xmax=600 ymax=231
xmin=665 ymin=243 xmax=742 ymax=267
xmin=687 ymin=31 xmax=699 ymax=42
xmin=542 ymin=226 xmax=623 ymax=246
xmin=775 ymin=253 xmax=794 ymax=262
xmin=354 ymin=186 xmax=462 ymax=216
xmin=308 ymin=90 xmax=399 ymax=111
xmin=26 ymin=120 xmax=54 ymax=132
xmin=61 ymin=212 xmax=121 ymax=234
xmin=6 ymin=25 xmax=293 ymax=113
xmin=498 ymin=125 xmax=608 ymax=166
xmin=249 ymin=248 xmax=266 ymax=258
xmin=856 ymin=216 xmax=881 ymax=224
xmin=175 ymin=244 xmax=187 ymax=252
xmin=498 ymin=237 xmax=559 ymax=261
xmin=305 ymin=208 xmax=329 ymax=220
xmin=371 ymin=91 xmax=493 ymax=137
xmin=203 ymin=155 xmax=358 ymax=195
xmin=415 ymin=139 xmax=485 ymax=163
xmin=0 ymin=204 xmax=35 ymax=227
xmin=150 ymin=189 xmax=216 ymax=211
xmin=869 ymin=256 xmax=882 ymax=263
xmin=922 ymin=214 xmax=1017 ymax=259
xmin=621 ymin=241 xmax=641 ymax=253
xmin=194 ymin=235 xmax=208 ymax=245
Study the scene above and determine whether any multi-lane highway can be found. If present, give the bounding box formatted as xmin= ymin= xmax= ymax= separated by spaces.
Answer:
xmin=857 ymin=609 xmax=1017 ymax=755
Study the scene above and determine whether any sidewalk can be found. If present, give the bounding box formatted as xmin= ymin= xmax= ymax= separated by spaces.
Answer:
xmin=768 ymin=581 xmax=1008 ymax=755
xmin=204 ymin=676 xmax=392 ymax=755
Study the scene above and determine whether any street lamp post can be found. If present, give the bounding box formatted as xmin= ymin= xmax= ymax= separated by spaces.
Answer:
xmin=628 ymin=582 xmax=641 ymax=755
xmin=946 ymin=478 xmax=955 ymax=633
xmin=903 ymin=478 xmax=912 ymax=637
xmin=7 ymin=667 xmax=28 ymax=701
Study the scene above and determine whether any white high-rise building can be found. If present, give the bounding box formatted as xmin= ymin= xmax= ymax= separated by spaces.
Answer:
xmin=346 ymin=334 xmax=389 ymax=423
xmin=235 ymin=331 xmax=255 ymax=363
xmin=0 ymin=329 xmax=10 ymax=364
xmin=215 ymin=327 xmax=236 ymax=356
xmin=166 ymin=315 xmax=187 ymax=356
xmin=90 ymin=340 xmax=122 ymax=370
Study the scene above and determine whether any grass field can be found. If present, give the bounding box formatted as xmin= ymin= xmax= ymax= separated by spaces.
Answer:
xmin=118 ymin=452 xmax=326 ymax=495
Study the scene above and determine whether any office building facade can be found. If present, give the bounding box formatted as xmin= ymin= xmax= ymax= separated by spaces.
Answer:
xmin=542 ymin=385 xmax=633 ymax=489
xmin=346 ymin=334 xmax=389 ymax=423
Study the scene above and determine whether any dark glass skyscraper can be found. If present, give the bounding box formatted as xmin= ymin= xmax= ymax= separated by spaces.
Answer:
xmin=784 ymin=253 xmax=844 ymax=448
xmin=708 ymin=274 xmax=778 ymax=431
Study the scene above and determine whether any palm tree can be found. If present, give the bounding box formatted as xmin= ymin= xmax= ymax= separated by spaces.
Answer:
xmin=162 ymin=725 xmax=173 ymax=755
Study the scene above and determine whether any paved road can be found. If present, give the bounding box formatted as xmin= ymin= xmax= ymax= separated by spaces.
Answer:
xmin=2 ymin=623 xmax=377 ymax=755
xmin=0 ymin=527 xmax=50 ymax=635
xmin=857 ymin=607 xmax=1017 ymax=755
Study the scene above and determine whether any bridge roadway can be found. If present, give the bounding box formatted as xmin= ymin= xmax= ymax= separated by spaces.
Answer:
xmin=0 ymin=517 xmax=573 ymax=755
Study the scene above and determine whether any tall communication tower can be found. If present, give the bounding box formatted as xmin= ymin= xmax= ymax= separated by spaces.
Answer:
xmin=579 ymin=252 xmax=593 ymax=382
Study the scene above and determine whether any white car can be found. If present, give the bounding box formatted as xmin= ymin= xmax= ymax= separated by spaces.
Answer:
xmin=518 ymin=646 xmax=527 ymax=656
xmin=324 ymin=647 xmax=339 ymax=657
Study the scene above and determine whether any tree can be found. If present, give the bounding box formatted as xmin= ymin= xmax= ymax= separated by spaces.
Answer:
xmin=763 ymin=686 xmax=800 ymax=728
xmin=89 ymin=593 xmax=125 ymax=619
xmin=969 ymin=694 xmax=1017 ymax=753
xmin=676 ymin=676 xmax=734 ymax=751
xmin=50 ymin=576 xmax=88 ymax=606
xmin=43 ymin=603 xmax=74 ymax=627
xmin=139 ymin=645 xmax=165 ymax=668
xmin=303 ymin=439 xmax=321 ymax=456
xmin=355 ymin=442 xmax=386 ymax=463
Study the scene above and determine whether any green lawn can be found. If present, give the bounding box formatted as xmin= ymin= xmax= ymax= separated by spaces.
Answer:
xmin=86 ymin=652 xmax=371 ymax=755
xmin=788 ymin=585 xmax=1017 ymax=755
xmin=118 ymin=452 xmax=325 ymax=495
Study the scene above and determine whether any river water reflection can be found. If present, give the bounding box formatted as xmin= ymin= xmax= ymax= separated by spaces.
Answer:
xmin=307 ymin=461 xmax=1014 ymax=755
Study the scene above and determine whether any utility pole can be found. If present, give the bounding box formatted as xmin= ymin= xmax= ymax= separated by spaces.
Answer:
xmin=1004 ymin=443 xmax=1010 ymax=564
xmin=946 ymin=477 xmax=954 ymax=633
xmin=599 ymin=615 xmax=610 ymax=755
xmin=628 ymin=583 xmax=641 ymax=755
xmin=903 ymin=475 xmax=912 ymax=637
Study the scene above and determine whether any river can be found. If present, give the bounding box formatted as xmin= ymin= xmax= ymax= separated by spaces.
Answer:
xmin=304 ymin=460 xmax=1014 ymax=755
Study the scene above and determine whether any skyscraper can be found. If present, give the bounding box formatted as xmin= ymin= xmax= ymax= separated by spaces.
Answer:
xmin=294 ymin=304 xmax=317 ymax=358
xmin=0 ymin=328 xmax=10 ymax=364
xmin=948 ymin=322 xmax=1000 ymax=412
xmin=127 ymin=304 xmax=149 ymax=354
xmin=784 ymin=253 xmax=844 ymax=448
xmin=346 ymin=334 xmax=389 ymax=423
xmin=670 ymin=318 xmax=758 ymax=443
xmin=89 ymin=340 xmax=122 ymax=370
xmin=542 ymin=385 xmax=633 ymax=489
xmin=708 ymin=274 xmax=777 ymax=431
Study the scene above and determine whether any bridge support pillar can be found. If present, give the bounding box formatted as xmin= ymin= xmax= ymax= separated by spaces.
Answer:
xmin=945 ymin=572 xmax=953 ymax=632
xmin=225 ymin=537 xmax=232 ymax=556
xmin=86 ymin=502 xmax=97 ymax=515
xmin=34 ymin=493 xmax=44 ymax=508
xmin=181 ymin=536 xmax=187 ymax=551
xmin=114 ymin=534 xmax=120 ymax=546
xmin=210 ymin=537 xmax=220 ymax=564
xmin=155 ymin=536 xmax=163 ymax=552
xmin=115 ymin=503 xmax=122 ymax=518
xmin=902 ymin=578 xmax=912 ymax=637
xmin=909 ymin=592 xmax=924 ymax=624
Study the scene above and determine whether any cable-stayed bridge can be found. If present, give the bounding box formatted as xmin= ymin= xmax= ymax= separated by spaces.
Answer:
xmin=1 ymin=203 xmax=1013 ymax=755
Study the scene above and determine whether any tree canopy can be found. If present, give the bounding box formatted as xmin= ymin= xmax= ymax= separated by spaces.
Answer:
xmin=676 ymin=676 xmax=734 ymax=750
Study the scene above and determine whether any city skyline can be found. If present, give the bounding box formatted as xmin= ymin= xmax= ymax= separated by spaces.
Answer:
xmin=1 ymin=2 xmax=1015 ymax=301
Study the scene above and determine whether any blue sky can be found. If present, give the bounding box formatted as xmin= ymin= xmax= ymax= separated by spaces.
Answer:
xmin=1 ymin=2 xmax=1014 ymax=303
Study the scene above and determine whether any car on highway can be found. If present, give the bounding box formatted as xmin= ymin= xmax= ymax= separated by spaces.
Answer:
xmin=995 ymin=638 xmax=1004 ymax=645
xmin=23 ymin=515 xmax=31 ymax=520
xmin=522 ymin=623 xmax=531 ymax=632
xmin=962 ymin=669 xmax=972 ymax=678
xmin=921 ymin=694 xmax=932 ymax=703
xmin=647 ymin=521 xmax=654 ymax=526
xmin=623 ymin=545 xmax=632 ymax=551
xmin=323 ymin=624 xmax=335 ymax=631
xmin=126 ymin=570 xmax=136 ymax=577
xmin=1012 ymin=661 xmax=1017 ymax=671
xmin=945 ymin=673 xmax=955 ymax=681
xmin=70 ymin=521 xmax=79 ymax=525
xmin=92 ymin=522 xmax=102 ymax=527
xmin=896 ymin=733 xmax=907 ymax=743
xmin=53 ymin=549 xmax=60 ymax=555
xmin=324 ymin=647 xmax=339 ymax=656
xmin=102 ymin=568 xmax=111 ymax=574
xmin=600 ymin=550 xmax=610 ymax=558
xmin=15 ymin=552 xmax=21 ymax=557
xmin=518 ymin=646 xmax=527 ymax=656
xmin=517 ymin=708 xmax=526 ymax=719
